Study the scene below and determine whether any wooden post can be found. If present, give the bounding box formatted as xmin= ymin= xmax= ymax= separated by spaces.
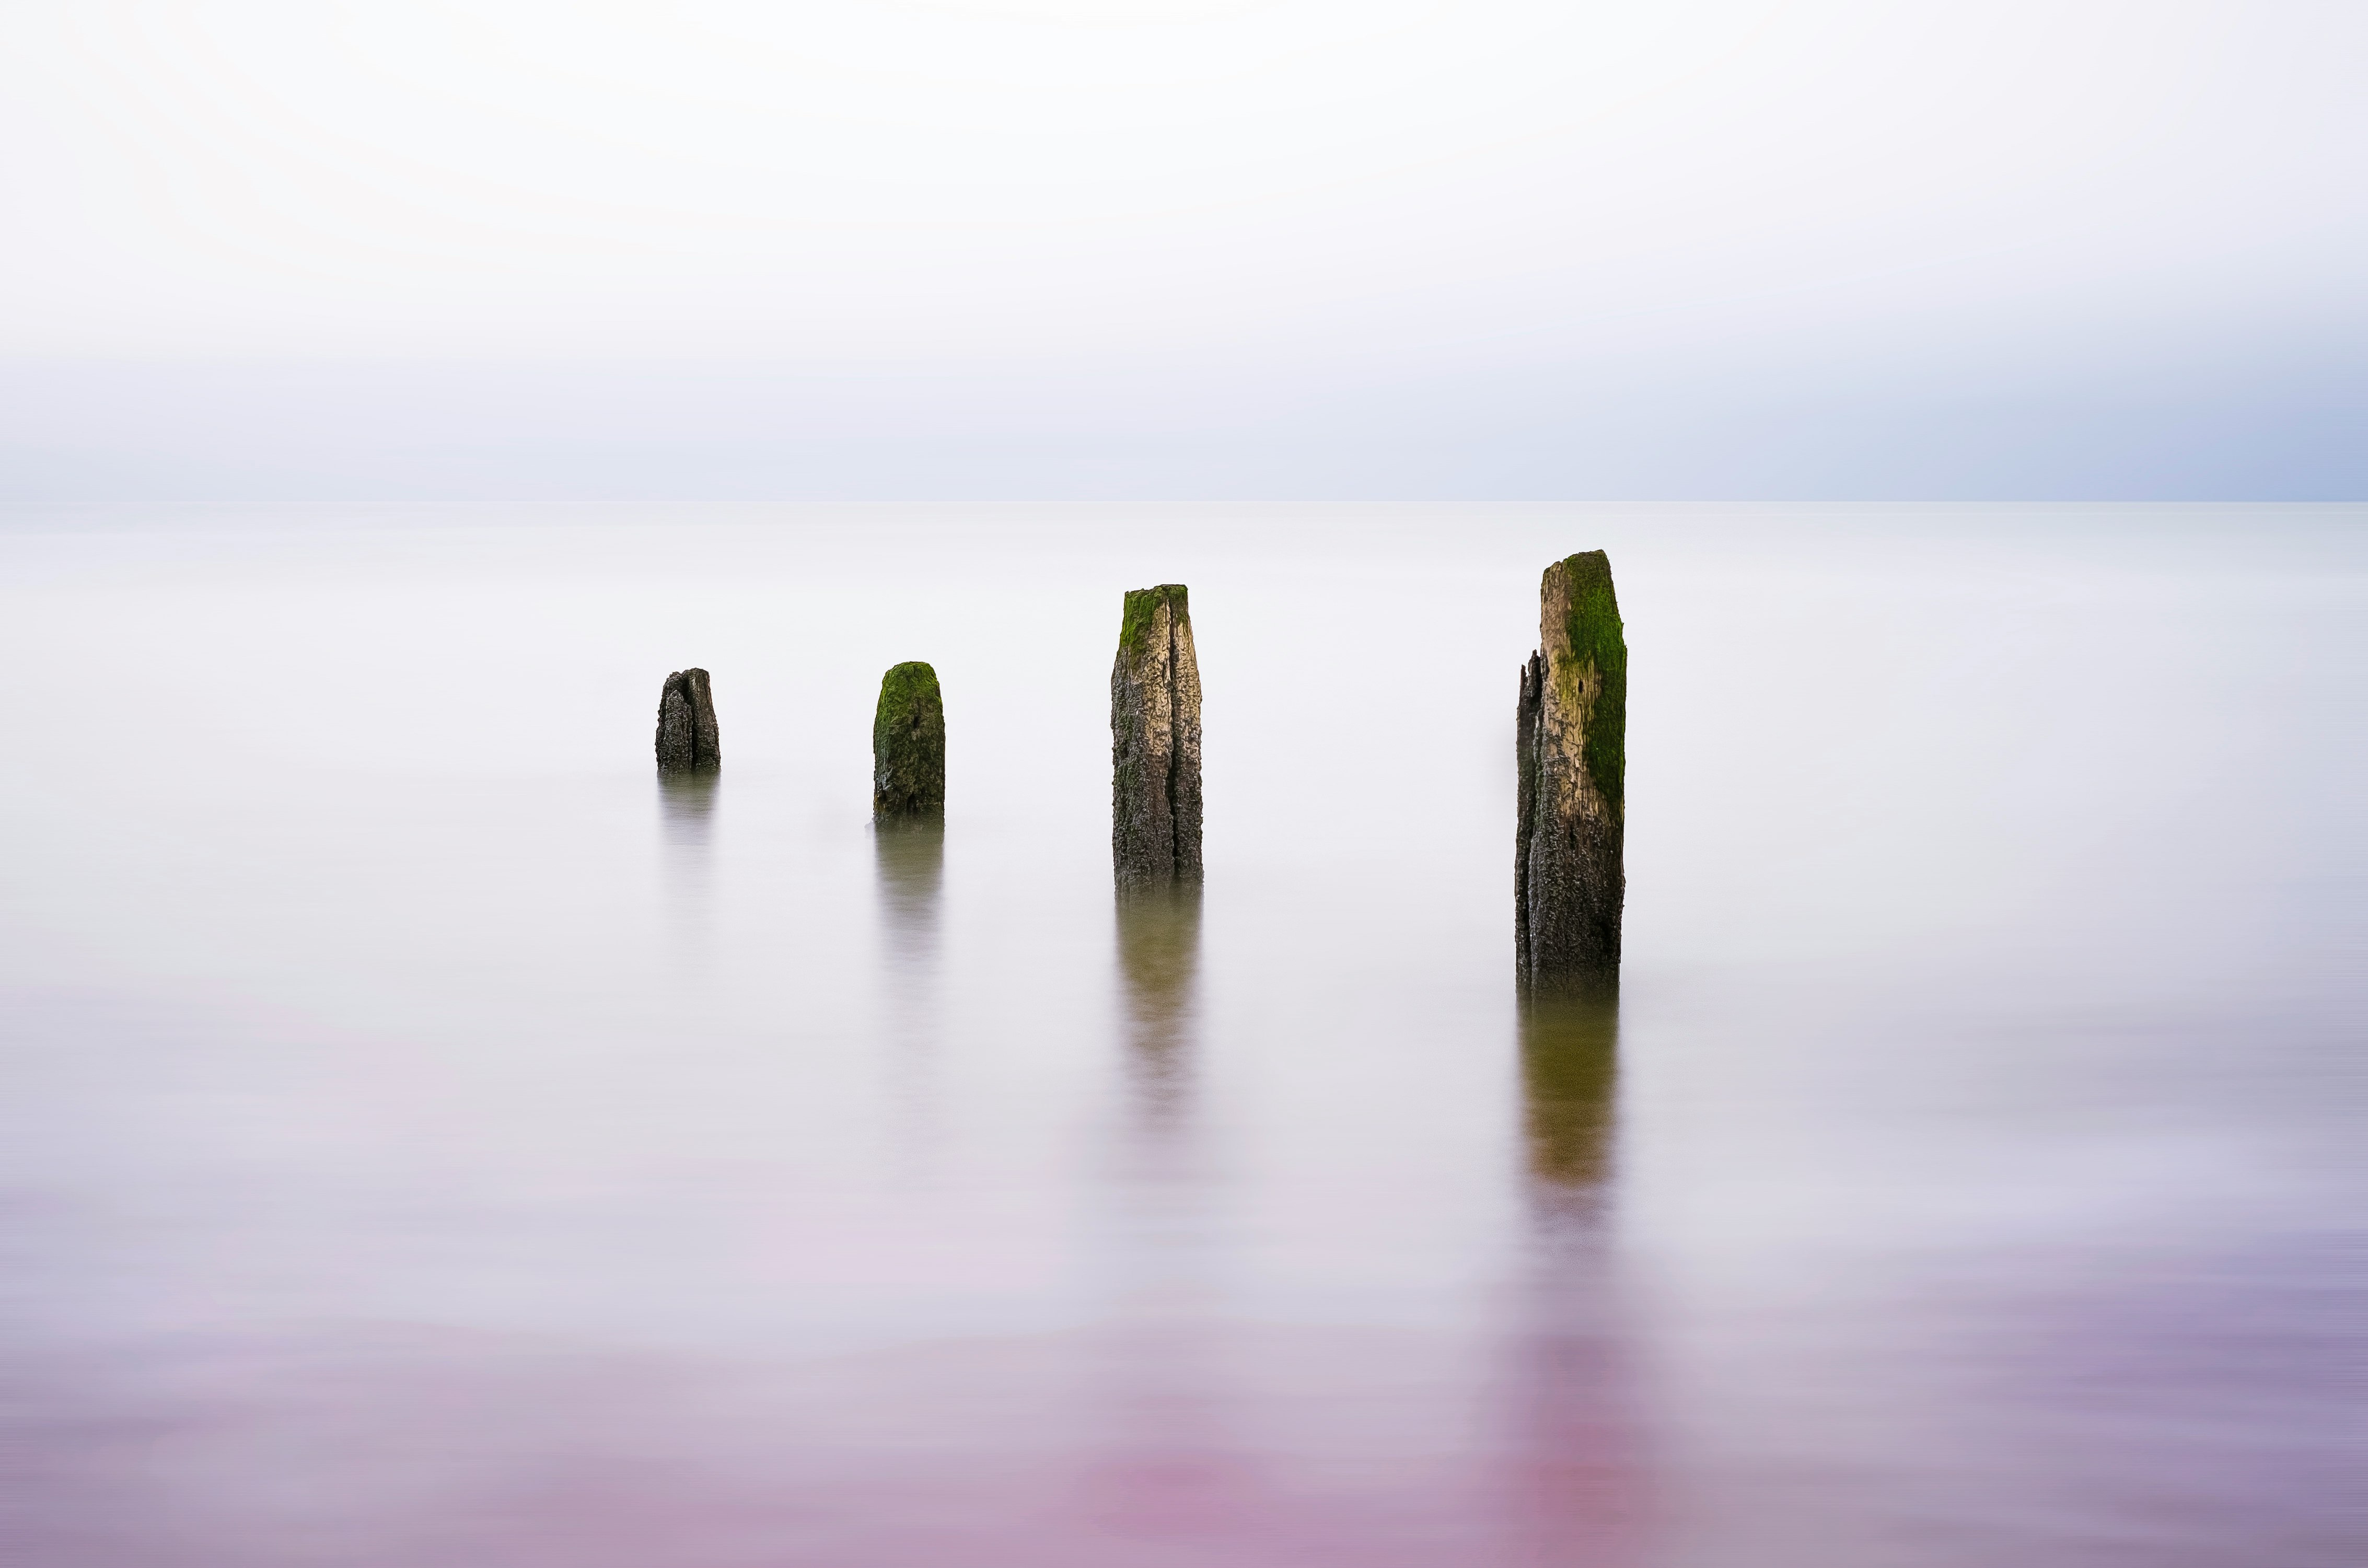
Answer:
xmin=1111 ymin=585 xmax=1202 ymax=888
xmin=1516 ymin=552 xmax=1625 ymax=989
xmin=872 ymin=661 xmax=946 ymax=821
xmin=655 ymin=668 xmax=720 ymax=773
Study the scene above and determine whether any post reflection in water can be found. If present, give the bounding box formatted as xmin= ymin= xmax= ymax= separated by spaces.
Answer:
xmin=657 ymin=769 xmax=719 ymax=842
xmin=873 ymin=819 xmax=946 ymax=967
xmin=1520 ymin=991 xmax=1621 ymax=1221
xmin=656 ymin=772 xmax=718 ymax=943
xmin=1113 ymin=885 xmax=1203 ymax=1131
xmin=874 ymin=820 xmax=947 ymax=1154
xmin=1092 ymin=884 xmax=1235 ymax=1544
xmin=1503 ymin=991 xmax=1647 ymax=1566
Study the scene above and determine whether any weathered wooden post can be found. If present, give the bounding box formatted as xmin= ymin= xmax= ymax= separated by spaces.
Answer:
xmin=1516 ymin=551 xmax=1626 ymax=989
xmin=655 ymin=668 xmax=721 ymax=773
xmin=1111 ymin=584 xmax=1202 ymax=888
xmin=872 ymin=661 xmax=946 ymax=821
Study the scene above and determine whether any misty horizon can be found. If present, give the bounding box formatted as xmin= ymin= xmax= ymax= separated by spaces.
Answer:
xmin=4 ymin=1 xmax=2360 ymax=504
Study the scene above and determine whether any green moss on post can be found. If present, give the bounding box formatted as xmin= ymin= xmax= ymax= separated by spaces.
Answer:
xmin=872 ymin=661 xmax=945 ymax=821
xmin=1559 ymin=551 xmax=1627 ymax=813
xmin=1119 ymin=583 xmax=1187 ymax=655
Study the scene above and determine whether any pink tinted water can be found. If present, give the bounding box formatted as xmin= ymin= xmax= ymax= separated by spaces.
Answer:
xmin=0 ymin=507 xmax=2357 ymax=1566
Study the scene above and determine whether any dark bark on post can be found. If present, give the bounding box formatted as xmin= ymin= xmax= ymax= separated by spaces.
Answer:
xmin=1111 ymin=584 xmax=1202 ymax=888
xmin=655 ymin=668 xmax=721 ymax=773
xmin=872 ymin=661 xmax=946 ymax=821
xmin=1516 ymin=552 xmax=1625 ymax=990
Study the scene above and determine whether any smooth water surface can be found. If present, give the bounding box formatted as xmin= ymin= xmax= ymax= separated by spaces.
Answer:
xmin=1 ymin=506 xmax=2357 ymax=1566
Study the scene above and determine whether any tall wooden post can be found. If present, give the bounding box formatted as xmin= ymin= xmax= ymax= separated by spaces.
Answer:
xmin=1111 ymin=584 xmax=1202 ymax=888
xmin=1516 ymin=552 xmax=1625 ymax=989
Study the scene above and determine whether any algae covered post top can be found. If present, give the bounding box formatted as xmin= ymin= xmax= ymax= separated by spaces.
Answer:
xmin=655 ymin=668 xmax=721 ymax=773
xmin=1110 ymin=583 xmax=1202 ymax=888
xmin=872 ymin=661 xmax=946 ymax=821
xmin=1516 ymin=551 xmax=1626 ymax=989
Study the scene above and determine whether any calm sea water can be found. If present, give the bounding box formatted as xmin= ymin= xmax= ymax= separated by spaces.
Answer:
xmin=1 ymin=506 xmax=2357 ymax=1566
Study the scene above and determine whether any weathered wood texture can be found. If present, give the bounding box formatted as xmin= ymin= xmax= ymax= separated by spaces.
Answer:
xmin=655 ymin=668 xmax=721 ymax=773
xmin=1111 ymin=584 xmax=1203 ymax=888
xmin=872 ymin=661 xmax=947 ymax=821
xmin=1516 ymin=552 xmax=1626 ymax=989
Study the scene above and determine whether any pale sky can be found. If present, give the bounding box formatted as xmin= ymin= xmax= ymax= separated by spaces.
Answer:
xmin=3 ymin=1 xmax=2360 ymax=499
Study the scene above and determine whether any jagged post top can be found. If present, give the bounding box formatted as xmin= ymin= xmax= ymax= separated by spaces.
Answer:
xmin=1541 ymin=550 xmax=1626 ymax=815
xmin=1119 ymin=583 xmax=1190 ymax=649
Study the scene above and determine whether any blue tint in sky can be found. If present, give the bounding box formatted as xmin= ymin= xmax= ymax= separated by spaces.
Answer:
xmin=1 ymin=2 xmax=2360 ymax=499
